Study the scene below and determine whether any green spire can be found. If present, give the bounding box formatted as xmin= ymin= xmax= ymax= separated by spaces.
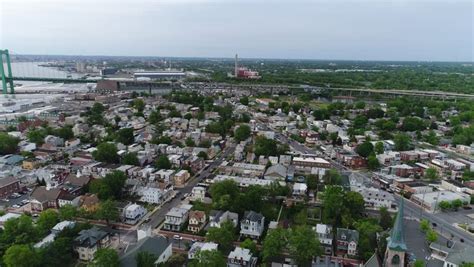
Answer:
xmin=388 ymin=198 xmax=407 ymax=252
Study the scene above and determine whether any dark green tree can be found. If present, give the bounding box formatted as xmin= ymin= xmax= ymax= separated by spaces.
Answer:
xmin=135 ymin=251 xmax=158 ymax=267
xmin=206 ymin=221 xmax=236 ymax=252
xmin=424 ymin=167 xmax=439 ymax=181
xmin=240 ymin=238 xmax=257 ymax=254
xmin=197 ymin=151 xmax=208 ymax=160
xmin=87 ymin=102 xmax=105 ymax=125
xmin=189 ymin=250 xmax=226 ymax=267
xmin=37 ymin=209 xmax=59 ymax=235
xmin=3 ymin=244 xmax=41 ymax=267
xmin=367 ymin=153 xmax=380 ymax=170
xmin=379 ymin=207 xmax=392 ymax=230
xmin=394 ymin=133 xmax=411 ymax=151
xmin=262 ymin=227 xmax=288 ymax=262
xmin=288 ymin=226 xmax=322 ymax=265
xmin=96 ymin=200 xmax=119 ymax=225
xmin=54 ymin=126 xmax=74 ymax=140
xmin=356 ymin=141 xmax=374 ymax=158
xmin=0 ymin=133 xmax=19 ymax=155
xmin=116 ymin=128 xmax=135 ymax=145
xmin=155 ymin=155 xmax=171 ymax=170
xmin=59 ymin=204 xmax=77 ymax=221
xmin=234 ymin=124 xmax=251 ymax=141
xmin=90 ymin=248 xmax=120 ymax=267
xmin=122 ymin=152 xmax=140 ymax=166
xmin=93 ymin=142 xmax=119 ymax=163
xmin=374 ymin=141 xmax=384 ymax=154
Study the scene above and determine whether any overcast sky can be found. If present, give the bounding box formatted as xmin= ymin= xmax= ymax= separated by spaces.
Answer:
xmin=0 ymin=0 xmax=472 ymax=61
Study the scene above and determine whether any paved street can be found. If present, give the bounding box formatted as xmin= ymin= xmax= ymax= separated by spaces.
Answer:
xmin=142 ymin=143 xmax=236 ymax=229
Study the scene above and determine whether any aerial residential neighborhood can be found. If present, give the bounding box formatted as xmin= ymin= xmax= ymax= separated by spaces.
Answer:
xmin=0 ymin=0 xmax=473 ymax=266
xmin=0 ymin=85 xmax=472 ymax=266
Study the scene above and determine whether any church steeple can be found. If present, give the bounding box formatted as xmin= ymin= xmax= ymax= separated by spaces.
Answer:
xmin=384 ymin=198 xmax=407 ymax=267
xmin=388 ymin=198 xmax=407 ymax=252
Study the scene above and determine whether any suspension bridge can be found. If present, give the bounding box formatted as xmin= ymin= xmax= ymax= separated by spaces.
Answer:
xmin=0 ymin=49 xmax=93 ymax=94
xmin=2 ymin=49 xmax=473 ymax=100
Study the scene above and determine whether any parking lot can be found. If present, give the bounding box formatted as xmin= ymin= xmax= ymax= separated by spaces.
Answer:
xmin=0 ymin=191 xmax=31 ymax=210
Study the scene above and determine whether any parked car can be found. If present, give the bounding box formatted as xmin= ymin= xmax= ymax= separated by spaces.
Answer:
xmin=173 ymin=235 xmax=182 ymax=240
xmin=12 ymin=204 xmax=20 ymax=208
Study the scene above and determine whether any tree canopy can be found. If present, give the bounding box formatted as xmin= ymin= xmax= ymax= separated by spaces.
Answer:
xmin=93 ymin=142 xmax=119 ymax=163
xmin=0 ymin=133 xmax=19 ymax=155
xmin=234 ymin=124 xmax=251 ymax=142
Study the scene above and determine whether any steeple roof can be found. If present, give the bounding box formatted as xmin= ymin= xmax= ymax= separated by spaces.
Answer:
xmin=387 ymin=198 xmax=408 ymax=252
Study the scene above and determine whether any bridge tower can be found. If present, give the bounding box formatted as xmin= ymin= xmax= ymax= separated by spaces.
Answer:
xmin=0 ymin=49 xmax=15 ymax=94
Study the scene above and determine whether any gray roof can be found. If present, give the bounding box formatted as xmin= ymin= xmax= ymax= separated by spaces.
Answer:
xmin=264 ymin=164 xmax=287 ymax=178
xmin=445 ymin=246 xmax=474 ymax=265
xmin=74 ymin=227 xmax=108 ymax=248
xmin=336 ymin=228 xmax=359 ymax=243
xmin=243 ymin=211 xmax=264 ymax=222
xmin=120 ymin=236 xmax=171 ymax=267
xmin=31 ymin=186 xmax=62 ymax=203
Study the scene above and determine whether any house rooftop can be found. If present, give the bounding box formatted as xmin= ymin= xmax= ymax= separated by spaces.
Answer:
xmin=74 ymin=227 xmax=108 ymax=248
xmin=120 ymin=236 xmax=171 ymax=267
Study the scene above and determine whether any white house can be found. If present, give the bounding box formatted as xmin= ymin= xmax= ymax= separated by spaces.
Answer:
xmin=227 ymin=247 xmax=258 ymax=267
xmin=292 ymin=183 xmax=308 ymax=196
xmin=190 ymin=186 xmax=206 ymax=202
xmin=353 ymin=186 xmax=396 ymax=210
xmin=163 ymin=204 xmax=192 ymax=231
xmin=188 ymin=242 xmax=218 ymax=259
xmin=139 ymin=187 xmax=163 ymax=204
xmin=123 ymin=203 xmax=146 ymax=224
xmin=209 ymin=210 xmax=239 ymax=228
xmin=314 ymin=224 xmax=333 ymax=255
xmin=240 ymin=211 xmax=265 ymax=239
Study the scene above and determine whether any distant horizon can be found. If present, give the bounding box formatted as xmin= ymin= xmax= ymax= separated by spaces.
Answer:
xmin=11 ymin=52 xmax=474 ymax=64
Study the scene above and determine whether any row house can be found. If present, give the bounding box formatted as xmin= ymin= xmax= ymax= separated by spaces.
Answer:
xmin=314 ymin=224 xmax=333 ymax=255
xmin=336 ymin=228 xmax=359 ymax=257
xmin=400 ymin=150 xmax=430 ymax=162
xmin=209 ymin=210 xmax=239 ymax=228
xmin=188 ymin=210 xmax=207 ymax=233
xmin=240 ymin=211 xmax=265 ymax=239
xmin=336 ymin=151 xmax=367 ymax=169
xmin=168 ymin=154 xmax=184 ymax=168
xmin=188 ymin=242 xmax=218 ymax=260
xmin=353 ymin=186 xmax=396 ymax=210
xmin=183 ymin=155 xmax=205 ymax=174
xmin=152 ymin=169 xmax=175 ymax=183
xmin=163 ymin=204 xmax=192 ymax=231
xmin=30 ymin=186 xmax=70 ymax=212
xmin=376 ymin=151 xmax=400 ymax=166
xmin=74 ymin=227 xmax=110 ymax=261
xmin=292 ymin=156 xmax=331 ymax=169
xmin=220 ymin=163 xmax=266 ymax=177
xmin=389 ymin=164 xmax=417 ymax=178
xmin=227 ymin=247 xmax=258 ymax=267
xmin=122 ymin=203 xmax=146 ymax=224
xmin=81 ymin=162 xmax=120 ymax=178
xmin=444 ymin=159 xmax=466 ymax=171
xmin=138 ymin=187 xmax=165 ymax=204
xmin=190 ymin=186 xmax=206 ymax=202
xmin=174 ymin=170 xmax=190 ymax=187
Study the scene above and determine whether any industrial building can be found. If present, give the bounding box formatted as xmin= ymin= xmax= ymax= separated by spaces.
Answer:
xmin=133 ymin=71 xmax=186 ymax=80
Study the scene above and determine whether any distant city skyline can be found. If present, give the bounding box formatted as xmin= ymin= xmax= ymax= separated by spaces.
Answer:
xmin=1 ymin=0 xmax=473 ymax=62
